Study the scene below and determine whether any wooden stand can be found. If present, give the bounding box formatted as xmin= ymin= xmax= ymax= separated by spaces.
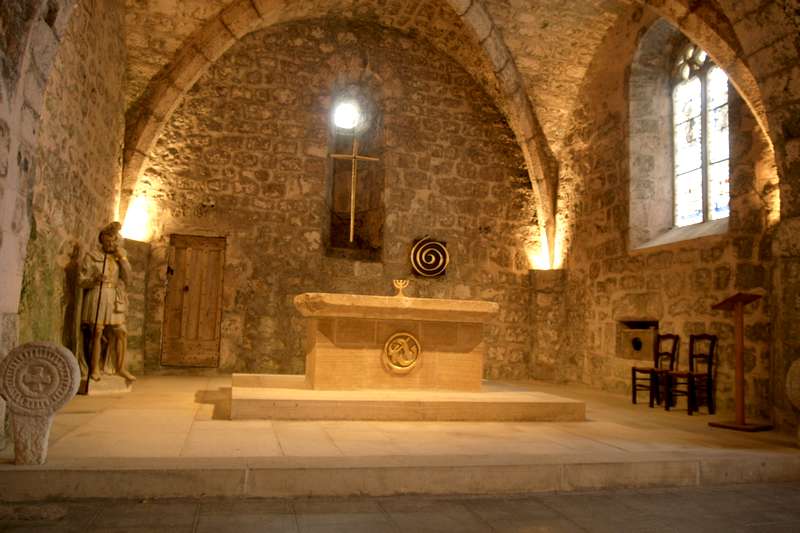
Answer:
xmin=708 ymin=292 xmax=772 ymax=432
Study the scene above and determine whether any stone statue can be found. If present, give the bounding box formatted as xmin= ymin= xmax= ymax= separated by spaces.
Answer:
xmin=77 ymin=222 xmax=136 ymax=382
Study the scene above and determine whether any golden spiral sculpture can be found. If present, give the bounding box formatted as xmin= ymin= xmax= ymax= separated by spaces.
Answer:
xmin=410 ymin=236 xmax=449 ymax=277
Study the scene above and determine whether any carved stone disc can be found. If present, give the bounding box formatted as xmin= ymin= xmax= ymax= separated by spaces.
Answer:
xmin=0 ymin=342 xmax=80 ymax=417
xmin=382 ymin=332 xmax=422 ymax=375
xmin=787 ymin=359 xmax=800 ymax=410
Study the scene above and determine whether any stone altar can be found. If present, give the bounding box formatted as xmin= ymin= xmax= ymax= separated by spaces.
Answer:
xmin=294 ymin=291 xmax=499 ymax=391
xmin=231 ymin=288 xmax=586 ymax=422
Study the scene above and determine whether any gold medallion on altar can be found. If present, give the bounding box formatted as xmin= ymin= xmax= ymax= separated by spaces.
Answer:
xmin=382 ymin=332 xmax=422 ymax=375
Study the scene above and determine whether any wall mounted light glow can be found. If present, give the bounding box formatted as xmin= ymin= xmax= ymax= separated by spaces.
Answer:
xmin=333 ymin=101 xmax=361 ymax=130
xmin=121 ymin=196 xmax=152 ymax=242
xmin=525 ymin=228 xmax=551 ymax=270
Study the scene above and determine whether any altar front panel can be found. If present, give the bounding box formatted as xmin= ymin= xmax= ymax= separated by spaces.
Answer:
xmin=305 ymin=317 xmax=484 ymax=391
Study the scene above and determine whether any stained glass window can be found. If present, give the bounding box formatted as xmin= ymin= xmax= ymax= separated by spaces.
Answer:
xmin=672 ymin=44 xmax=730 ymax=227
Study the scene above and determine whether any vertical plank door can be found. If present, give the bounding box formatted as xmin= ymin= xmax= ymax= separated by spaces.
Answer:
xmin=161 ymin=234 xmax=226 ymax=367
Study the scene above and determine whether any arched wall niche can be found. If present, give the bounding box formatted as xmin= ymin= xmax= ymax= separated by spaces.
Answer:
xmin=137 ymin=18 xmax=538 ymax=378
xmin=628 ymin=16 xmax=781 ymax=251
xmin=534 ymin=4 xmax=780 ymax=420
xmin=121 ymin=0 xmax=558 ymax=268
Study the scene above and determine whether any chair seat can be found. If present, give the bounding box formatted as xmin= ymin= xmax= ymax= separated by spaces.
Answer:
xmin=669 ymin=371 xmax=708 ymax=379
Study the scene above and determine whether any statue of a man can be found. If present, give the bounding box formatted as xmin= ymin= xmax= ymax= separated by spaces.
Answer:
xmin=79 ymin=222 xmax=136 ymax=381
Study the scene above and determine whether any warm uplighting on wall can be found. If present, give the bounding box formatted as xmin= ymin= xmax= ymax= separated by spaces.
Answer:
xmin=121 ymin=196 xmax=152 ymax=242
xmin=551 ymin=225 xmax=566 ymax=270
xmin=526 ymin=230 xmax=551 ymax=270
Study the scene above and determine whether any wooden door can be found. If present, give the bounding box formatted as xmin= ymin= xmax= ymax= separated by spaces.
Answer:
xmin=161 ymin=234 xmax=226 ymax=367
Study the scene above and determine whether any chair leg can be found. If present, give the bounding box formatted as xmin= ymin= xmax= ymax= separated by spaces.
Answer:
xmin=631 ymin=368 xmax=637 ymax=404
xmin=654 ymin=373 xmax=662 ymax=406
xmin=687 ymin=376 xmax=696 ymax=415
xmin=664 ymin=374 xmax=671 ymax=411
xmin=708 ymin=378 xmax=715 ymax=414
xmin=649 ymin=373 xmax=655 ymax=408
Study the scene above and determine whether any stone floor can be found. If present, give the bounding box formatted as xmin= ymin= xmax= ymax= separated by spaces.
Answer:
xmin=1 ymin=376 xmax=798 ymax=500
xmin=1 ymin=483 xmax=800 ymax=532
xmin=2 ymin=376 xmax=793 ymax=460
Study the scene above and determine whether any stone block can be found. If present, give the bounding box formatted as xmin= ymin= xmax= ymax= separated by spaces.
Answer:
xmin=482 ymin=27 xmax=510 ymax=72
xmin=0 ymin=466 xmax=247 ymax=500
xmin=220 ymin=0 xmax=261 ymax=39
xmin=194 ymin=18 xmax=237 ymax=63
xmin=462 ymin=1 xmax=493 ymax=42
xmin=168 ymin=46 xmax=211 ymax=92
xmin=510 ymin=89 xmax=536 ymax=142
xmin=250 ymin=462 xmax=561 ymax=497
xmin=563 ymin=461 xmax=698 ymax=491
xmin=700 ymin=456 xmax=800 ymax=485
xmin=735 ymin=263 xmax=766 ymax=290
xmin=27 ymin=19 xmax=60 ymax=81
xmin=145 ymin=80 xmax=183 ymax=122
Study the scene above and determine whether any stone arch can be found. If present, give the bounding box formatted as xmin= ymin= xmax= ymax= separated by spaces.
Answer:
xmin=122 ymin=0 xmax=559 ymax=264
xmin=0 ymin=0 xmax=78 ymax=348
xmin=635 ymin=0 xmax=800 ymax=221
xmin=635 ymin=0 xmax=776 ymax=153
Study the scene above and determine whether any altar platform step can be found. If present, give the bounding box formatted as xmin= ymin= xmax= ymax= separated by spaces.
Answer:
xmin=230 ymin=374 xmax=586 ymax=422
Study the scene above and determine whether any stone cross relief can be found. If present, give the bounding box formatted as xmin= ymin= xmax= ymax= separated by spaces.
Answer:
xmin=21 ymin=366 xmax=54 ymax=395
xmin=330 ymin=136 xmax=379 ymax=242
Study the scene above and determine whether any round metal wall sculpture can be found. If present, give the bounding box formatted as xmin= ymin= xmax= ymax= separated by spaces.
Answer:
xmin=382 ymin=332 xmax=422 ymax=375
xmin=410 ymin=236 xmax=449 ymax=277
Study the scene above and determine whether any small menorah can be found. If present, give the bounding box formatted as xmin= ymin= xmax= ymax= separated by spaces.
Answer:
xmin=393 ymin=279 xmax=409 ymax=297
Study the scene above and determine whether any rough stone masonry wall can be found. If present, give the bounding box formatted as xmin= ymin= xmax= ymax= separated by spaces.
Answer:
xmin=17 ymin=1 xmax=127 ymax=363
xmin=537 ymin=10 xmax=780 ymax=421
xmin=140 ymin=19 xmax=536 ymax=377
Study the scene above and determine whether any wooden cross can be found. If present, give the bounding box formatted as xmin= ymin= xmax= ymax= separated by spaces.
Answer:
xmin=330 ymin=136 xmax=379 ymax=243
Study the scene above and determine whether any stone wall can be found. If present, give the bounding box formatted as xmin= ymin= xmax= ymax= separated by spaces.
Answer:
xmin=532 ymin=11 xmax=781 ymax=421
xmin=139 ymin=19 xmax=536 ymax=378
xmin=17 ymin=1 xmax=126 ymax=360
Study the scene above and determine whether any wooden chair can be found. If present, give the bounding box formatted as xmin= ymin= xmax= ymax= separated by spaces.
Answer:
xmin=665 ymin=334 xmax=717 ymax=415
xmin=631 ymin=333 xmax=680 ymax=407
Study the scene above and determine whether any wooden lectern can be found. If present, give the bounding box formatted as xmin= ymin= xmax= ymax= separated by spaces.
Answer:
xmin=708 ymin=292 xmax=772 ymax=432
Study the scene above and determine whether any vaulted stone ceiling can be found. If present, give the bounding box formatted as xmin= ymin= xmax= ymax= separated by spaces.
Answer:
xmin=486 ymin=0 xmax=631 ymax=154
xmin=124 ymin=0 xmax=636 ymax=158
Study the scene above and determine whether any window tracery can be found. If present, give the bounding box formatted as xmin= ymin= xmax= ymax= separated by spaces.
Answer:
xmin=672 ymin=43 xmax=730 ymax=227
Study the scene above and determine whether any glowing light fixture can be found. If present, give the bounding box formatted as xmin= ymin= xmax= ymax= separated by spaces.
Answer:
xmin=121 ymin=196 xmax=151 ymax=242
xmin=333 ymin=101 xmax=361 ymax=130
xmin=526 ymin=228 xmax=551 ymax=270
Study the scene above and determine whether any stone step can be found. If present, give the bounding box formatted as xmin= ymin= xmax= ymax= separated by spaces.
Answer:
xmin=230 ymin=375 xmax=586 ymax=422
xmin=2 ymin=451 xmax=800 ymax=501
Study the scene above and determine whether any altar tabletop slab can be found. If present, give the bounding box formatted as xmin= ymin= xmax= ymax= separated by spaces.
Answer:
xmin=294 ymin=292 xmax=499 ymax=322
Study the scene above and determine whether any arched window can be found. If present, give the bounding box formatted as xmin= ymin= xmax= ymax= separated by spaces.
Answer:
xmin=672 ymin=43 xmax=730 ymax=227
